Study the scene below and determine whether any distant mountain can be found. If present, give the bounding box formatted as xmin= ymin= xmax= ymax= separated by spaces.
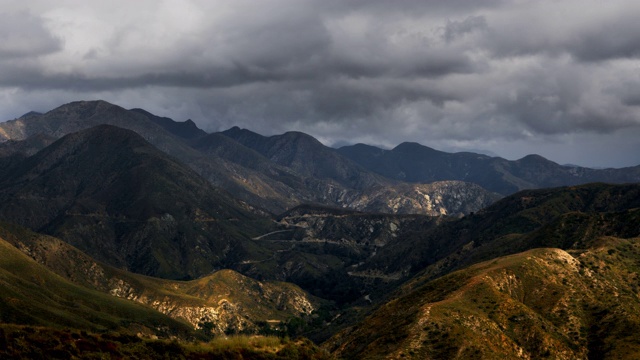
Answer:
xmin=192 ymin=132 xmax=325 ymax=212
xmin=222 ymin=126 xmax=390 ymax=190
xmin=0 ymin=101 xmax=309 ymax=213
xmin=338 ymin=142 xmax=640 ymax=195
xmin=0 ymin=125 xmax=272 ymax=279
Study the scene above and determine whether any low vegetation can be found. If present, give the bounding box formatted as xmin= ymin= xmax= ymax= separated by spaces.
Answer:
xmin=0 ymin=325 xmax=332 ymax=359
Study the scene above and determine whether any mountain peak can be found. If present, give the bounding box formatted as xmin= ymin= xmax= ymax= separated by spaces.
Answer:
xmin=55 ymin=99 xmax=119 ymax=110
xmin=392 ymin=141 xmax=441 ymax=155
xmin=278 ymin=130 xmax=323 ymax=145
xmin=129 ymin=108 xmax=206 ymax=140
xmin=46 ymin=100 xmax=126 ymax=119
xmin=222 ymin=126 xmax=258 ymax=137
xmin=18 ymin=111 xmax=43 ymax=120
xmin=517 ymin=154 xmax=555 ymax=165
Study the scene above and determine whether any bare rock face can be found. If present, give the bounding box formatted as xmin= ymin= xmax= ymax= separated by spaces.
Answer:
xmin=341 ymin=181 xmax=502 ymax=216
xmin=106 ymin=271 xmax=318 ymax=334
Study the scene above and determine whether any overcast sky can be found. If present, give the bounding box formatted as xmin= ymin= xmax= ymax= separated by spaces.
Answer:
xmin=1 ymin=0 xmax=639 ymax=167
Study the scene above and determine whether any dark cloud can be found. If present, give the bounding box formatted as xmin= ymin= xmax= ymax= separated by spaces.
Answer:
xmin=569 ymin=17 xmax=640 ymax=61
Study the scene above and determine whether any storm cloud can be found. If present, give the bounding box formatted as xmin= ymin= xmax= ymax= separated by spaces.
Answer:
xmin=1 ymin=0 xmax=639 ymax=167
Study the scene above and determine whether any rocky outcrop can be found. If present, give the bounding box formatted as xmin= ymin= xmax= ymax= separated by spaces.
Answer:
xmin=341 ymin=181 xmax=502 ymax=216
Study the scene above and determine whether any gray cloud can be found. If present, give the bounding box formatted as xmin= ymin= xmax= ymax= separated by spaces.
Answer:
xmin=442 ymin=15 xmax=488 ymax=43
xmin=0 ymin=11 xmax=61 ymax=58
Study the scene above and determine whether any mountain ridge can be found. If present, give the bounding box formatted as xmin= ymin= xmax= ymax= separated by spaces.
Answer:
xmin=338 ymin=141 xmax=640 ymax=195
xmin=0 ymin=100 xmax=500 ymax=216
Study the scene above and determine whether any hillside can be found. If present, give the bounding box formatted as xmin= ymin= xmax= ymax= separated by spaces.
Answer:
xmin=0 ymin=222 xmax=320 ymax=336
xmin=327 ymin=240 xmax=640 ymax=359
xmin=0 ymin=233 xmax=193 ymax=338
xmin=235 ymin=205 xmax=445 ymax=304
xmin=354 ymin=183 xmax=640 ymax=281
xmin=324 ymin=182 xmax=640 ymax=358
xmin=237 ymin=183 xmax=640 ymax=305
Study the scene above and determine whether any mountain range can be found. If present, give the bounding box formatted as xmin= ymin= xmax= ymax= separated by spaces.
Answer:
xmin=1 ymin=100 xmax=640 ymax=358
xmin=338 ymin=142 xmax=640 ymax=195
xmin=2 ymin=101 xmax=637 ymax=215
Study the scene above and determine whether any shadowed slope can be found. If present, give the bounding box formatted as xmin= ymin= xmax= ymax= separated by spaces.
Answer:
xmin=0 ymin=125 xmax=273 ymax=279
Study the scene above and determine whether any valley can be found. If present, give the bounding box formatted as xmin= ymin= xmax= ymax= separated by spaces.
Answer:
xmin=0 ymin=100 xmax=639 ymax=359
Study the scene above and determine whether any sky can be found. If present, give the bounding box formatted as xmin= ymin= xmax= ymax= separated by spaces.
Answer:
xmin=1 ymin=0 xmax=640 ymax=168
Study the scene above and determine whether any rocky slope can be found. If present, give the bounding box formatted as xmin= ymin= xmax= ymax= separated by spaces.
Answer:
xmin=341 ymin=181 xmax=501 ymax=216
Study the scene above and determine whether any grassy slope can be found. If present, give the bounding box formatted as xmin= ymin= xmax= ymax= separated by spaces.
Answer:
xmin=0 ymin=326 xmax=333 ymax=360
